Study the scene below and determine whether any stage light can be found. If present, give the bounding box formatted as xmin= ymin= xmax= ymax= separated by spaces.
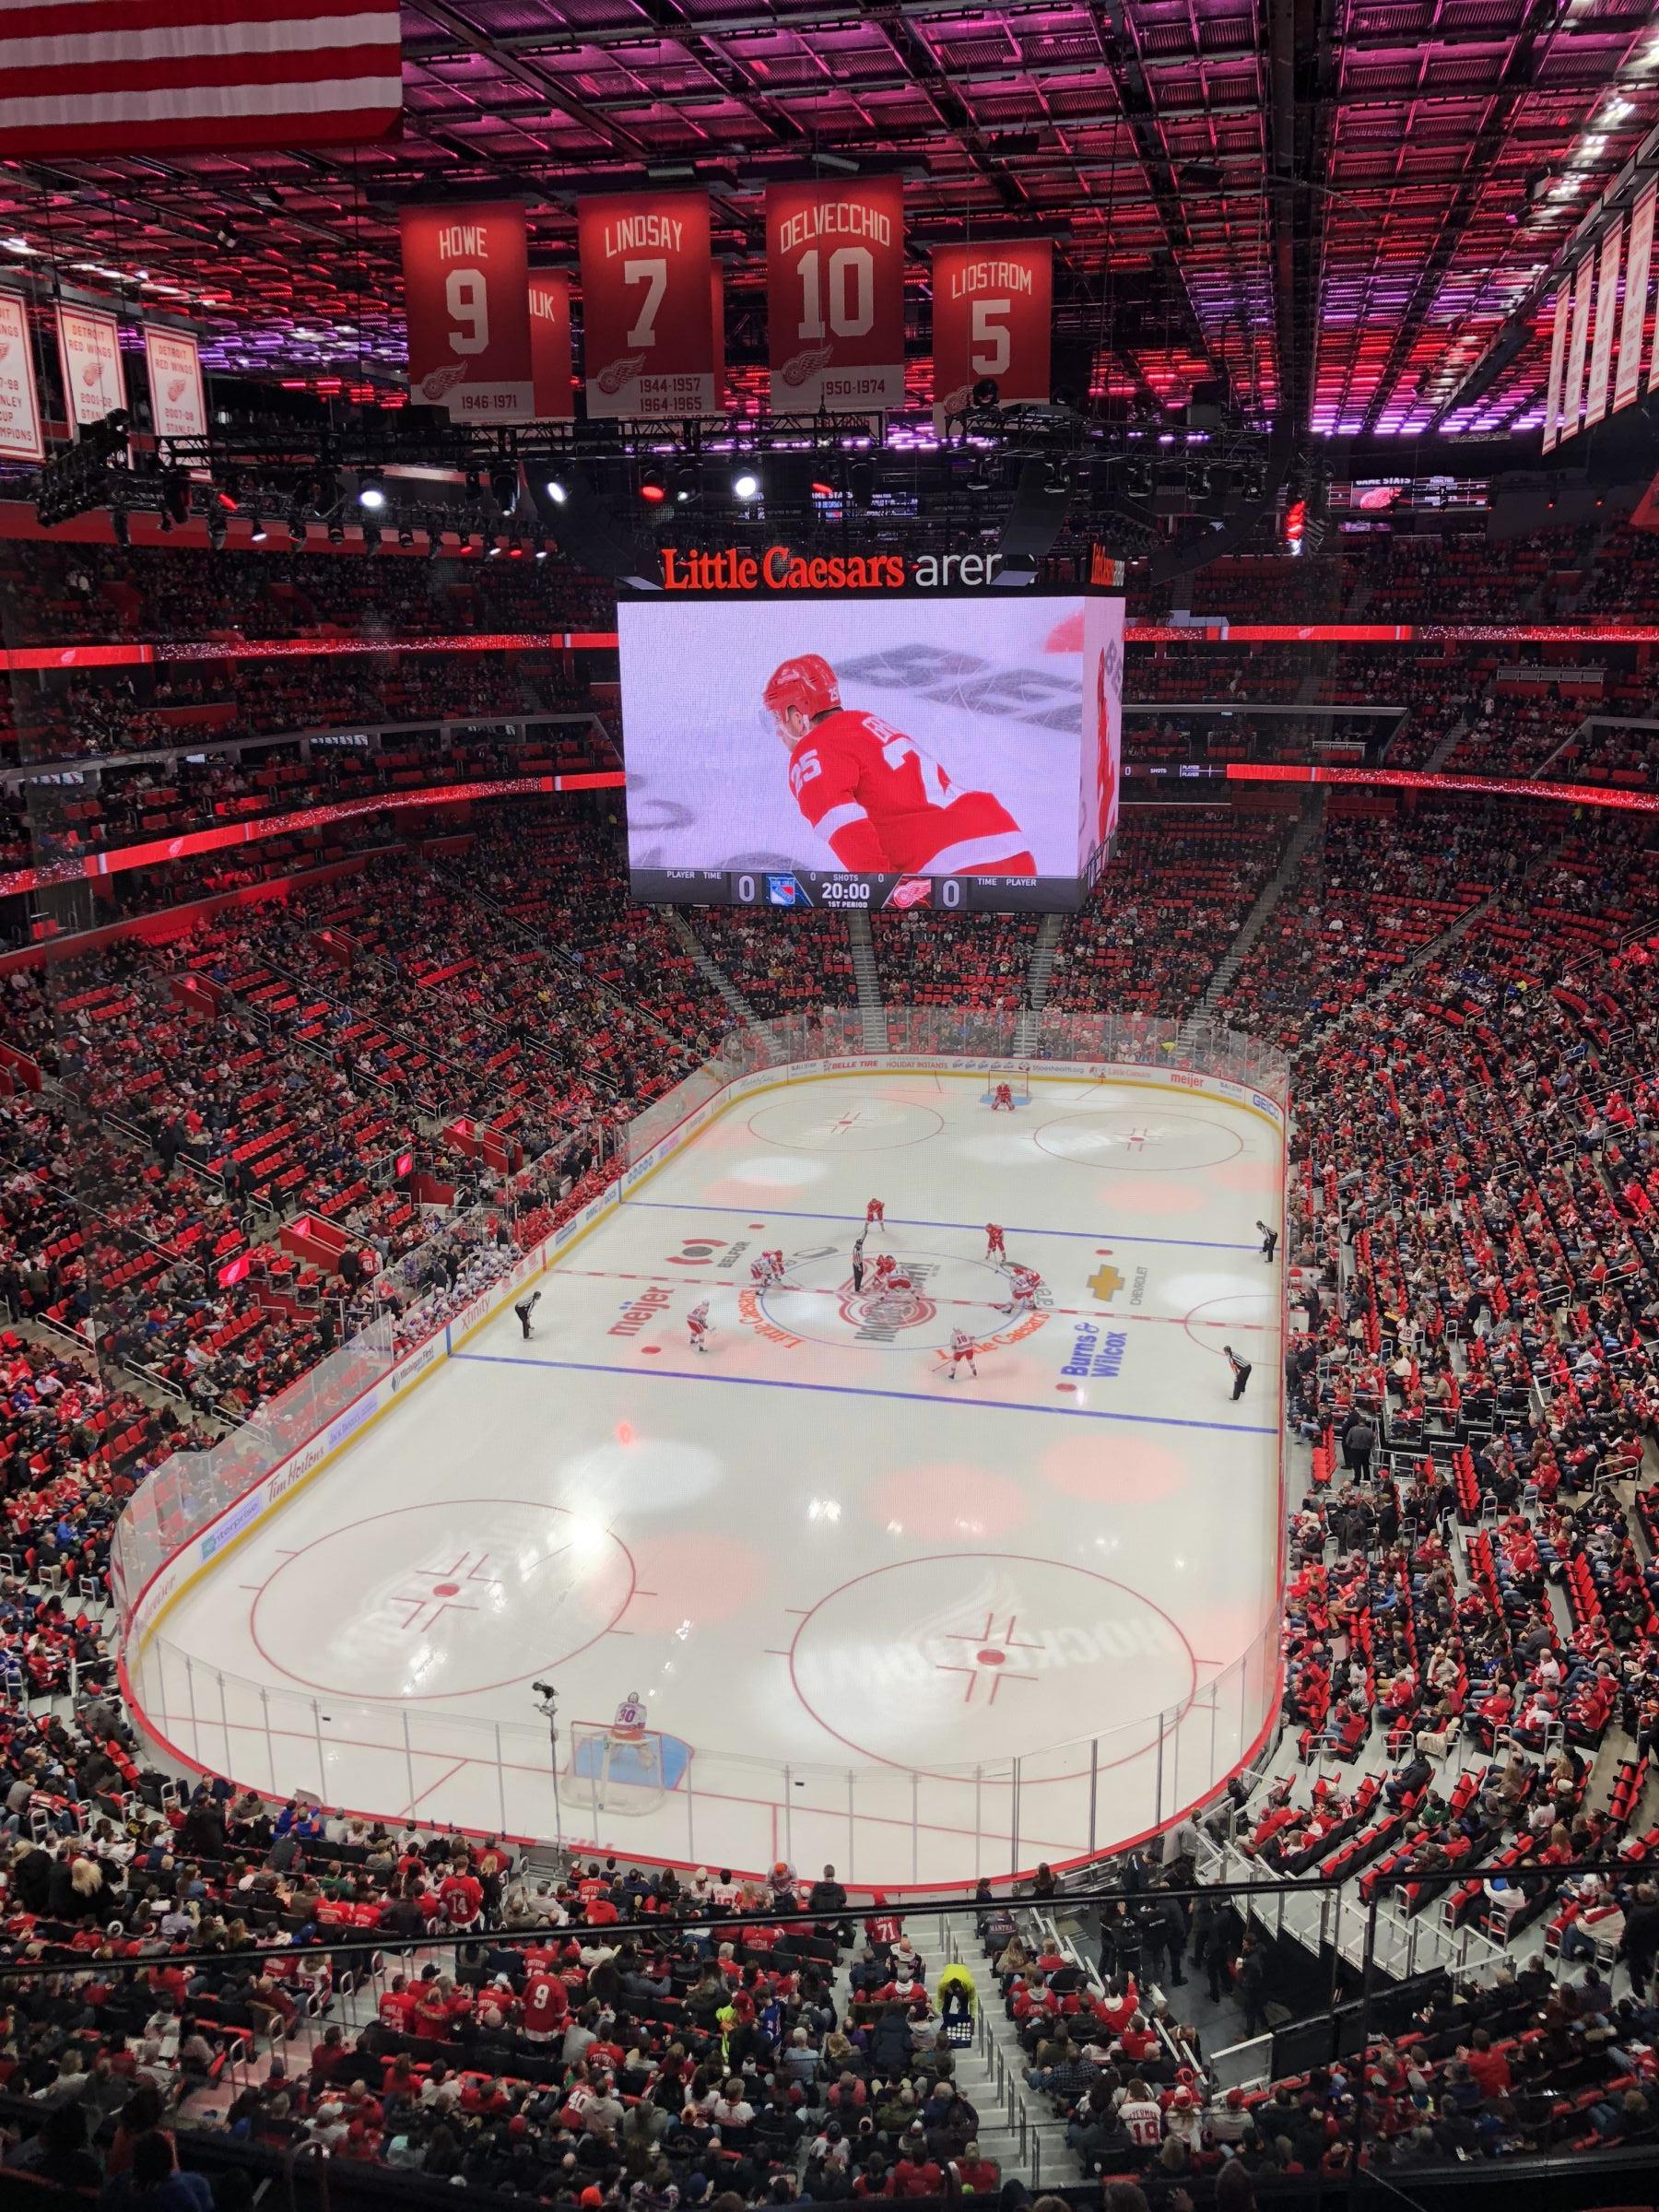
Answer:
xmin=545 ymin=478 xmax=569 ymax=504
xmin=215 ymin=488 xmax=239 ymax=512
xmin=733 ymin=468 xmax=761 ymax=501
xmin=847 ymin=458 xmax=875 ymax=508
xmin=490 ymin=463 xmax=519 ymax=512
xmin=358 ymin=478 xmax=386 ymax=510
xmin=250 ymin=520 xmax=268 ymax=544
xmin=288 ymin=521 xmax=307 ymax=547
xmin=639 ymin=466 xmax=668 ymax=504
xmin=397 ymin=524 xmax=414 ymax=548
xmin=327 ymin=519 xmax=345 ymax=545
xmin=971 ymin=377 xmax=1000 ymax=407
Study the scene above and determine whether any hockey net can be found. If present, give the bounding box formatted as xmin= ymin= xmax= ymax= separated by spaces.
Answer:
xmin=982 ymin=1065 xmax=1031 ymax=1102
xmin=570 ymin=1722 xmax=670 ymax=1816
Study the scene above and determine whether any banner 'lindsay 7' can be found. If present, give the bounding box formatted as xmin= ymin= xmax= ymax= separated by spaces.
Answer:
xmin=766 ymin=180 xmax=906 ymax=413
xmin=401 ymin=205 xmax=534 ymax=422
xmin=931 ymin=241 xmax=1051 ymax=429
xmin=0 ymin=1 xmax=402 ymax=156
xmin=528 ymin=270 xmax=574 ymax=421
xmin=578 ymin=192 xmax=715 ymax=419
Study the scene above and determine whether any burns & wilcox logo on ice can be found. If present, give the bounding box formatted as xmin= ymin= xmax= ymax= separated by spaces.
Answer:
xmin=1064 ymin=1321 xmax=1128 ymax=1381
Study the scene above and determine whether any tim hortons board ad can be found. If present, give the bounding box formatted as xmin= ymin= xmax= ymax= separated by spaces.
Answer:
xmin=400 ymin=203 xmax=534 ymax=422
xmin=578 ymin=190 xmax=715 ymax=419
xmin=766 ymin=179 xmax=905 ymax=414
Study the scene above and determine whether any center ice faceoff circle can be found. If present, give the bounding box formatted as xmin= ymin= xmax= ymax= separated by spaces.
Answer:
xmin=758 ymin=1247 xmax=1020 ymax=1351
xmin=789 ymin=1554 xmax=1196 ymax=1769
xmin=1034 ymin=1107 xmax=1244 ymax=1173
xmin=747 ymin=1093 xmax=945 ymax=1151
xmin=250 ymin=1500 xmax=634 ymax=1700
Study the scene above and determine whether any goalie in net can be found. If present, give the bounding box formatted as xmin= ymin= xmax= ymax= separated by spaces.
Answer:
xmin=983 ymin=1067 xmax=1031 ymax=1109
xmin=571 ymin=1694 xmax=674 ymax=1816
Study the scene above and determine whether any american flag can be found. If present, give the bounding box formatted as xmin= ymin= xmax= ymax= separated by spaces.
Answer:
xmin=0 ymin=0 xmax=403 ymax=157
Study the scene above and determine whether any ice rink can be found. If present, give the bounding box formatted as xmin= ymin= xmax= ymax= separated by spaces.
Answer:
xmin=137 ymin=1069 xmax=1286 ymax=1886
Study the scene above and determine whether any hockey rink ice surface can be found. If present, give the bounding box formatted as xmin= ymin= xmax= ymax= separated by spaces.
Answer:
xmin=142 ymin=1071 xmax=1285 ymax=1886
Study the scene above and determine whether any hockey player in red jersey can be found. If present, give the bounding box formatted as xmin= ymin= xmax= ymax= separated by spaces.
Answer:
xmin=764 ymin=655 xmax=1037 ymax=877
xmin=865 ymin=1198 xmax=886 ymax=1230
xmin=985 ymin=1222 xmax=1006 ymax=1262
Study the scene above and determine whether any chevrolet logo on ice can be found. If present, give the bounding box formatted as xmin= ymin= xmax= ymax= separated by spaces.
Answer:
xmin=1088 ymin=1262 xmax=1125 ymax=1303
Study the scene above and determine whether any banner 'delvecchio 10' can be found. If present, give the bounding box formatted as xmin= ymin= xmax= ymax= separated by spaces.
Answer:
xmin=931 ymin=241 xmax=1051 ymax=429
xmin=401 ymin=204 xmax=534 ymax=422
xmin=578 ymin=191 xmax=714 ymax=419
xmin=766 ymin=179 xmax=905 ymax=413
xmin=528 ymin=270 xmax=574 ymax=420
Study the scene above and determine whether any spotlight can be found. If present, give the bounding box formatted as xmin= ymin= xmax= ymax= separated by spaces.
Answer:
xmin=358 ymin=477 xmax=386 ymax=511
xmin=639 ymin=467 xmax=668 ymax=505
xmin=215 ymin=488 xmax=239 ymax=513
xmin=327 ymin=518 xmax=345 ymax=545
xmin=971 ymin=377 xmax=1000 ymax=408
xmin=847 ymin=458 xmax=875 ymax=509
xmin=732 ymin=468 xmax=761 ymax=501
xmin=490 ymin=463 xmax=519 ymax=513
xmin=535 ymin=541 xmax=549 ymax=559
xmin=674 ymin=463 xmax=699 ymax=504
xmin=250 ymin=519 xmax=268 ymax=544
xmin=288 ymin=519 xmax=307 ymax=548
xmin=545 ymin=478 xmax=568 ymax=504
xmin=487 ymin=537 xmax=503 ymax=557
xmin=397 ymin=524 xmax=414 ymax=549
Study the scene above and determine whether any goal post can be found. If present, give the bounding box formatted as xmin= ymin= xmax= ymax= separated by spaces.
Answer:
xmin=569 ymin=1722 xmax=684 ymax=1816
xmin=981 ymin=1065 xmax=1031 ymax=1102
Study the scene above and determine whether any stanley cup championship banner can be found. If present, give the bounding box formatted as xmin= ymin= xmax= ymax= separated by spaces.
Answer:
xmin=931 ymin=241 xmax=1052 ymax=428
xmin=400 ymin=204 xmax=533 ymax=421
xmin=0 ymin=292 xmax=43 ymax=461
xmin=766 ymin=179 xmax=906 ymax=412
xmin=578 ymin=191 xmax=715 ymax=418
xmin=528 ymin=270 xmax=574 ymax=420
xmin=55 ymin=303 xmax=126 ymax=429
xmin=143 ymin=326 xmax=207 ymax=441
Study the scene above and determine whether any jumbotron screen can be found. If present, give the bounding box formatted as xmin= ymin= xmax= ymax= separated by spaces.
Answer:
xmin=618 ymin=592 xmax=1123 ymax=913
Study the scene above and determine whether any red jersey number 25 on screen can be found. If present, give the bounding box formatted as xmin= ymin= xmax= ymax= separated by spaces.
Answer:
xmin=766 ymin=180 xmax=905 ymax=414
xmin=579 ymin=191 xmax=714 ymax=419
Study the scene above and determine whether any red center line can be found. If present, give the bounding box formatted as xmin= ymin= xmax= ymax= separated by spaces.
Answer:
xmin=568 ymin=1266 xmax=1270 ymax=1329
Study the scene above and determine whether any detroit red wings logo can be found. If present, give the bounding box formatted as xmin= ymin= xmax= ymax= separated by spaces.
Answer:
xmin=418 ymin=363 xmax=469 ymax=402
xmin=780 ymin=345 xmax=834 ymax=388
xmin=81 ymin=360 xmax=103 ymax=388
xmin=596 ymin=352 xmax=647 ymax=394
xmin=166 ymin=376 xmax=187 ymax=405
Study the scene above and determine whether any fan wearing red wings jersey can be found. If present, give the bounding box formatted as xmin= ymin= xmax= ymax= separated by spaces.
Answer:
xmin=764 ymin=653 xmax=1037 ymax=877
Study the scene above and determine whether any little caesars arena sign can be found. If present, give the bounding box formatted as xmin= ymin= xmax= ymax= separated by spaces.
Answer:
xmin=657 ymin=546 xmax=1007 ymax=592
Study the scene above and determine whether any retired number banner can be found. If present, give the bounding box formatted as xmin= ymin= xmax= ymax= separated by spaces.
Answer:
xmin=1617 ymin=182 xmax=1655 ymax=413
xmin=55 ymin=303 xmax=126 ymax=429
xmin=143 ymin=325 xmax=207 ymax=442
xmin=932 ymin=241 xmax=1051 ymax=428
xmin=528 ymin=270 xmax=574 ymax=420
xmin=0 ymin=292 xmax=43 ymax=461
xmin=401 ymin=205 xmax=534 ymax=421
xmin=766 ymin=179 xmax=905 ymax=413
xmin=578 ymin=191 xmax=714 ymax=418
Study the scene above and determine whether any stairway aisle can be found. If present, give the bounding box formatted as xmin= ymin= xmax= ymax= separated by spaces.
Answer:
xmin=1014 ymin=912 xmax=1066 ymax=1055
xmin=666 ymin=909 xmax=764 ymax=1037
xmin=1188 ymin=791 xmax=1324 ymax=1027
xmin=848 ymin=913 xmax=891 ymax=1050
xmin=935 ymin=1908 xmax=1083 ymax=2189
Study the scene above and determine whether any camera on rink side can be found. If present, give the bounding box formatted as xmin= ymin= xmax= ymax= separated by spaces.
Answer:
xmin=532 ymin=1681 xmax=556 ymax=1700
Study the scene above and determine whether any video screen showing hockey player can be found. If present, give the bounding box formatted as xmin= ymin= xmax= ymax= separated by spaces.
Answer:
xmin=619 ymin=595 xmax=1093 ymax=883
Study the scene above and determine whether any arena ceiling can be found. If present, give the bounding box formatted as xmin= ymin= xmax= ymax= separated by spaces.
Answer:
xmin=0 ymin=0 xmax=1655 ymax=445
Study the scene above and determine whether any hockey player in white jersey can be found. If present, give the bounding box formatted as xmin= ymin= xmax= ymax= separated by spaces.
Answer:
xmin=946 ymin=1327 xmax=979 ymax=1381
